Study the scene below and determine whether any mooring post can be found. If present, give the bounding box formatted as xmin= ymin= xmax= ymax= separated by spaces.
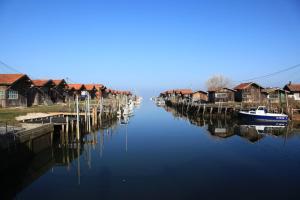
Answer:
xmin=50 ymin=131 xmax=53 ymax=145
xmin=76 ymin=95 xmax=80 ymax=141
xmin=88 ymin=93 xmax=91 ymax=132
xmin=66 ymin=116 xmax=69 ymax=133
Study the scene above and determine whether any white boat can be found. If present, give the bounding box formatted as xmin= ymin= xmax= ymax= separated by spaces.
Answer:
xmin=239 ymin=106 xmax=288 ymax=122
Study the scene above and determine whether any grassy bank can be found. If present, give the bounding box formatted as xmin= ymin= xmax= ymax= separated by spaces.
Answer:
xmin=0 ymin=104 xmax=72 ymax=124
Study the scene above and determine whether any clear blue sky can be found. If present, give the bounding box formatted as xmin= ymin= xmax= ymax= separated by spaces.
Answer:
xmin=0 ymin=0 xmax=300 ymax=95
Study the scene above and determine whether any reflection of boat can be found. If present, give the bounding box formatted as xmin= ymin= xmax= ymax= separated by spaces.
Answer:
xmin=240 ymin=123 xmax=287 ymax=135
xmin=239 ymin=106 xmax=288 ymax=122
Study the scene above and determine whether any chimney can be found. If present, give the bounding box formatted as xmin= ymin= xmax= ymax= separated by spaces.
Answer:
xmin=289 ymin=81 xmax=292 ymax=85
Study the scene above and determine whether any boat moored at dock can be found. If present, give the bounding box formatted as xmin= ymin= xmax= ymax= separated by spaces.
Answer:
xmin=239 ymin=106 xmax=288 ymax=122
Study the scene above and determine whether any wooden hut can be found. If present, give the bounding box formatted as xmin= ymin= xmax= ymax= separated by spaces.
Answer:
xmin=283 ymin=82 xmax=300 ymax=101
xmin=52 ymin=79 xmax=69 ymax=103
xmin=103 ymin=89 xmax=115 ymax=99
xmin=0 ymin=74 xmax=32 ymax=108
xmin=192 ymin=90 xmax=208 ymax=103
xmin=84 ymin=84 xmax=98 ymax=99
xmin=67 ymin=84 xmax=86 ymax=100
xmin=30 ymin=79 xmax=55 ymax=105
xmin=234 ymin=82 xmax=264 ymax=103
xmin=94 ymin=84 xmax=106 ymax=99
xmin=174 ymin=89 xmax=193 ymax=102
xmin=262 ymin=87 xmax=286 ymax=104
xmin=208 ymin=88 xmax=235 ymax=103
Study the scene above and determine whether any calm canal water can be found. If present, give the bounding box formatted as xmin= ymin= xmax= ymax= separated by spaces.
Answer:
xmin=2 ymin=99 xmax=300 ymax=199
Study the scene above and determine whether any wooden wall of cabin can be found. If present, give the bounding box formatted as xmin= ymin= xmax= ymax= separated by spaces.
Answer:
xmin=235 ymin=85 xmax=263 ymax=103
xmin=209 ymin=89 xmax=234 ymax=103
xmin=2 ymin=77 xmax=32 ymax=107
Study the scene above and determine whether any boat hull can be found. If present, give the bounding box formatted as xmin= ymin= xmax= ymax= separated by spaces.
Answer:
xmin=239 ymin=112 xmax=288 ymax=122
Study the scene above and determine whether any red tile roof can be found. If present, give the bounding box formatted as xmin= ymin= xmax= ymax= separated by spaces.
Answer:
xmin=193 ymin=90 xmax=208 ymax=94
xmin=68 ymin=84 xmax=85 ymax=90
xmin=52 ymin=79 xmax=66 ymax=86
xmin=0 ymin=74 xmax=27 ymax=85
xmin=84 ymin=84 xmax=96 ymax=91
xmin=32 ymin=79 xmax=53 ymax=87
xmin=208 ymin=87 xmax=235 ymax=92
xmin=234 ymin=82 xmax=263 ymax=90
xmin=284 ymin=84 xmax=300 ymax=92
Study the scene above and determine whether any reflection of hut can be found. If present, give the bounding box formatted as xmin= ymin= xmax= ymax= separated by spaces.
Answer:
xmin=236 ymin=125 xmax=264 ymax=143
xmin=208 ymin=88 xmax=235 ymax=103
xmin=207 ymin=121 xmax=235 ymax=138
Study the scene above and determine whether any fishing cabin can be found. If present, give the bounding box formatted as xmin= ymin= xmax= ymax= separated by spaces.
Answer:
xmin=192 ymin=90 xmax=208 ymax=103
xmin=30 ymin=79 xmax=55 ymax=105
xmin=174 ymin=89 xmax=193 ymax=102
xmin=67 ymin=84 xmax=86 ymax=100
xmin=283 ymin=82 xmax=300 ymax=101
xmin=52 ymin=79 xmax=69 ymax=103
xmin=208 ymin=88 xmax=235 ymax=103
xmin=103 ymin=89 xmax=117 ymax=99
xmin=262 ymin=87 xmax=286 ymax=104
xmin=84 ymin=84 xmax=98 ymax=99
xmin=234 ymin=82 xmax=264 ymax=103
xmin=0 ymin=74 xmax=32 ymax=108
xmin=94 ymin=84 xmax=106 ymax=99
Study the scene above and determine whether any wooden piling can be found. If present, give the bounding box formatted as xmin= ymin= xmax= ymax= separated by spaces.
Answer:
xmin=76 ymin=95 xmax=80 ymax=141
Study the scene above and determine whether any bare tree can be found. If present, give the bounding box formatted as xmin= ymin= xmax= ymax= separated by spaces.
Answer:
xmin=206 ymin=75 xmax=232 ymax=91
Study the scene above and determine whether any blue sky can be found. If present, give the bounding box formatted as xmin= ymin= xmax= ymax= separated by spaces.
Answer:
xmin=0 ymin=0 xmax=300 ymax=95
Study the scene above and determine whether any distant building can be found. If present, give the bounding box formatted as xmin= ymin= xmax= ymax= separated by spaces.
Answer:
xmin=234 ymin=82 xmax=264 ymax=103
xmin=208 ymin=88 xmax=235 ymax=103
xmin=192 ymin=90 xmax=208 ymax=103
xmin=174 ymin=89 xmax=193 ymax=102
xmin=283 ymin=82 xmax=300 ymax=101
xmin=0 ymin=74 xmax=32 ymax=108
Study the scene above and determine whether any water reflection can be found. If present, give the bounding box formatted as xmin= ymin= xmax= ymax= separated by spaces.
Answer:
xmin=161 ymin=105 xmax=300 ymax=143
xmin=0 ymin=113 xmax=133 ymax=199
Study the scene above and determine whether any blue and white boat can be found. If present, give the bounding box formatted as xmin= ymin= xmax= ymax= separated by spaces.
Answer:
xmin=239 ymin=106 xmax=288 ymax=122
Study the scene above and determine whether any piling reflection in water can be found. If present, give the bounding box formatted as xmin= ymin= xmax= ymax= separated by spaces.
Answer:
xmin=161 ymin=104 xmax=300 ymax=143
xmin=0 ymin=113 xmax=133 ymax=200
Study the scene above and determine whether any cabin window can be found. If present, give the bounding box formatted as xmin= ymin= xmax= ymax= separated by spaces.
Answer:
xmin=215 ymin=93 xmax=228 ymax=98
xmin=8 ymin=90 xmax=18 ymax=99
xmin=0 ymin=90 xmax=5 ymax=99
xmin=242 ymin=93 xmax=249 ymax=98
xmin=268 ymin=94 xmax=279 ymax=99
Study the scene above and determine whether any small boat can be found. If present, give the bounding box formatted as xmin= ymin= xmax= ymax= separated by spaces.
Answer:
xmin=239 ymin=106 xmax=288 ymax=122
